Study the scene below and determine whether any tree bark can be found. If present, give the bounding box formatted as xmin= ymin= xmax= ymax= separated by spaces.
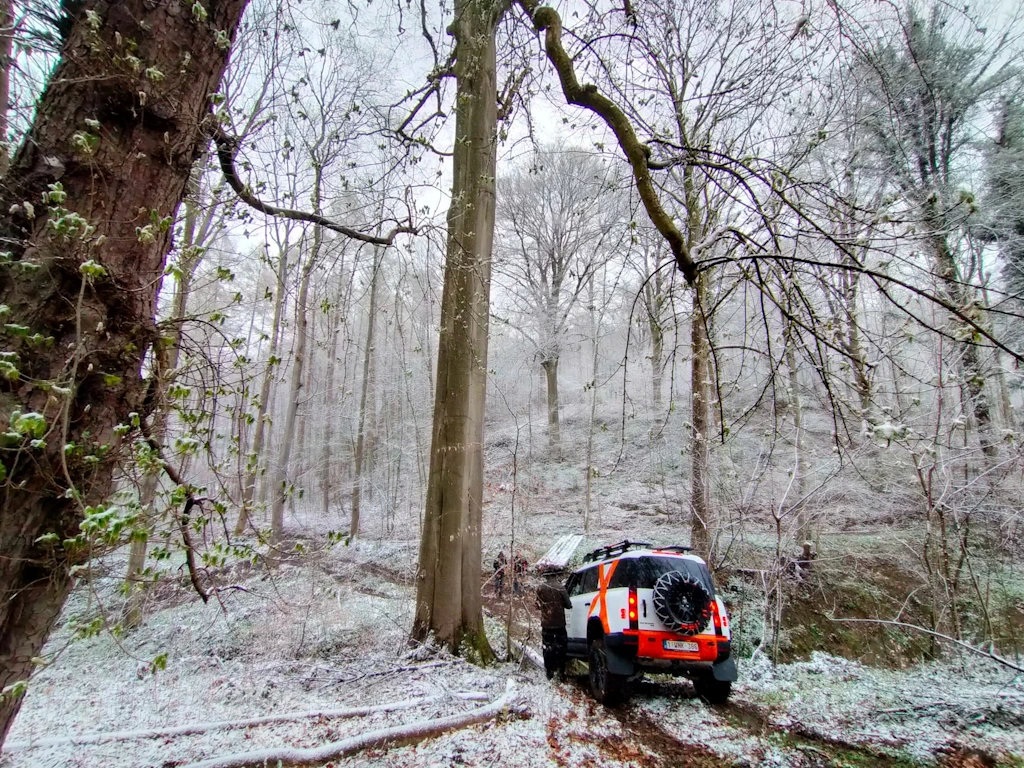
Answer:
xmin=350 ymin=248 xmax=381 ymax=539
xmin=321 ymin=270 xmax=346 ymax=516
xmin=540 ymin=357 xmax=560 ymax=456
xmin=690 ymin=272 xmax=712 ymax=563
xmin=269 ymin=227 xmax=322 ymax=547
xmin=412 ymin=0 xmax=500 ymax=660
xmin=0 ymin=0 xmax=248 ymax=745
xmin=785 ymin=321 xmax=808 ymax=544
xmin=124 ymin=157 xmax=210 ymax=627
xmin=927 ymin=213 xmax=995 ymax=457
xmin=237 ymin=245 xmax=289 ymax=534
xmin=0 ymin=0 xmax=11 ymax=176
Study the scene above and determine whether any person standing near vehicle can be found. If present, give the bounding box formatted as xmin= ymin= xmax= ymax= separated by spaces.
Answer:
xmin=513 ymin=550 xmax=529 ymax=595
xmin=536 ymin=571 xmax=572 ymax=679
xmin=493 ymin=551 xmax=508 ymax=597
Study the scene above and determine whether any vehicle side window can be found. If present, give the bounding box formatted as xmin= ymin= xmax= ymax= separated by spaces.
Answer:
xmin=607 ymin=559 xmax=634 ymax=589
xmin=579 ymin=566 xmax=600 ymax=594
xmin=565 ymin=573 xmax=582 ymax=596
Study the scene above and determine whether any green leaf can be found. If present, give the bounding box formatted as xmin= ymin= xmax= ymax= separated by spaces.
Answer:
xmin=12 ymin=412 xmax=46 ymax=438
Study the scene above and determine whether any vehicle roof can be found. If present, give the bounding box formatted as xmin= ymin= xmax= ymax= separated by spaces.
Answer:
xmin=572 ymin=549 xmax=708 ymax=571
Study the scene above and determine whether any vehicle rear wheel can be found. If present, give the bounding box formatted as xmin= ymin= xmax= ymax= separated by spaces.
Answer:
xmin=589 ymin=636 xmax=630 ymax=705
xmin=693 ymin=675 xmax=732 ymax=704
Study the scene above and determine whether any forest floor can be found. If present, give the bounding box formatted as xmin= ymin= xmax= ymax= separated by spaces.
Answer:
xmin=4 ymin=525 xmax=1023 ymax=768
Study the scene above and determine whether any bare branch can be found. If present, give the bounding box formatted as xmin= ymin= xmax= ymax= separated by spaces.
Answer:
xmin=209 ymin=124 xmax=416 ymax=246
xmin=516 ymin=0 xmax=695 ymax=283
xmin=831 ymin=617 xmax=1024 ymax=674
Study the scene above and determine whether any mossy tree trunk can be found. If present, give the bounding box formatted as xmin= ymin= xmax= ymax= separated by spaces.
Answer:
xmin=0 ymin=0 xmax=248 ymax=744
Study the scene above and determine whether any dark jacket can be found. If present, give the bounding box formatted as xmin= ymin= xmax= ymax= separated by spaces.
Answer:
xmin=536 ymin=582 xmax=572 ymax=629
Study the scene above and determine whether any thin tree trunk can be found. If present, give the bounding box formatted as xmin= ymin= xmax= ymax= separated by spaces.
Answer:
xmin=0 ymin=0 xmax=12 ymax=176
xmin=690 ymin=272 xmax=712 ymax=562
xmin=412 ymin=0 xmax=499 ymax=660
xmin=843 ymin=269 xmax=872 ymax=427
xmin=351 ymin=248 xmax=382 ymax=539
xmin=785 ymin=322 xmax=808 ymax=544
xmin=269 ymin=229 xmax=321 ymax=546
xmin=584 ymin=277 xmax=599 ymax=532
xmin=321 ymin=273 xmax=346 ymax=517
xmin=0 ymin=0 xmax=247 ymax=744
xmin=540 ymin=357 xmax=561 ymax=456
xmin=236 ymin=245 xmax=289 ymax=535
xmin=927 ymin=221 xmax=995 ymax=457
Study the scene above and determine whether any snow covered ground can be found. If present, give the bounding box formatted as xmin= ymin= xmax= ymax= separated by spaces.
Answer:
xmin=4 ymin=531 xmax=1022 ymax=768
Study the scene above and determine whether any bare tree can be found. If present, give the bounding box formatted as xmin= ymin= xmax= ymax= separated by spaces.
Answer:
xmin=853 ymin=1 xmax=1022 ymax=457
xmin=495 ymin=147 xmax=622 ymax=455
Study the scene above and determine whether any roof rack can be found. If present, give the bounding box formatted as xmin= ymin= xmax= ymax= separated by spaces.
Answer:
xmin=653 ymin=545 xmax=693 ymax=554
xmin=582 ymin=540 xmax=652 ymax=563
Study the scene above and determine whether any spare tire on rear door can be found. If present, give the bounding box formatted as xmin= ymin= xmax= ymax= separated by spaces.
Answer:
xmin=652 ymin=570 xmax=713 ymax=635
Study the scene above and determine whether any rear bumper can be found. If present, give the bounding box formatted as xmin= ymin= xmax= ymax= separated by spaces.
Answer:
xmin=605 ymin=631 xmax=735 ymax=680
xmin=624 ymin=630 xmax=728 ymax=663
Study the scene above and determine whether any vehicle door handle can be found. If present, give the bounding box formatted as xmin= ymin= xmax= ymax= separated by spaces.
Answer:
xmin=584 ymin=602 xmax=591 ymax=607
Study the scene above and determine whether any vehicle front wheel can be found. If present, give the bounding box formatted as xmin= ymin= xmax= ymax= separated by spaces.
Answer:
xmin=693 ymin=675 xmax=732 ymax=704
xmin=589 ymin=636 xmax=630 ymax=705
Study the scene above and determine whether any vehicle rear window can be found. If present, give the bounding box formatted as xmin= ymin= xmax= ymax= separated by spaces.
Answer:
xmin=624 ymin=556 xmax=714 ymax=595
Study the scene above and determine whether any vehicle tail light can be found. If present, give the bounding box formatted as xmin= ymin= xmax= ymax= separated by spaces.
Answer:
xmin=711 ymin=600 xmax=722 ymax=634
xmin=628 ymin=588 xmax=638 ymax=629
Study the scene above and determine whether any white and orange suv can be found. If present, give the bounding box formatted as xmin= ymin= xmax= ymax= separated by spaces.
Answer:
xmin=562 ymin=540 xmax=736 ymax=705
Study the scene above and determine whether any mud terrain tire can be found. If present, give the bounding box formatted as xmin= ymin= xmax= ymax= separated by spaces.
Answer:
xmin=589 ymin=636 xmax=630 ymax=706
xmin=694 ymin=675 xmax=732 ymax=704
xmin=652 ymin=571 xmax=713 ymax=635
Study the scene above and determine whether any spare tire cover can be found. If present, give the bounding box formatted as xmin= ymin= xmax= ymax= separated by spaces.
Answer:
xmin=652 ymin=570 xmax=712 ymax=636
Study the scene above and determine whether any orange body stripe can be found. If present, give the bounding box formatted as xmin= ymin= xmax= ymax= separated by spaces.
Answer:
xmin=588 ymin=560 xmax=619 ymax=632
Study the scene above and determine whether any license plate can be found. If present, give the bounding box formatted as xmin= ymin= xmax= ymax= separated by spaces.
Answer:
xmin=663 ymin=640 xmax=699 ymax=652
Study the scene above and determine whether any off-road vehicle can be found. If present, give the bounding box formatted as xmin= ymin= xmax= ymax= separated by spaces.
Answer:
xmin=558 ymin=540 xmax=736 ymax=705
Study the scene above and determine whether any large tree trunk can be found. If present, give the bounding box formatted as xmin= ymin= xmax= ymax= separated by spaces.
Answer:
xmin=236 ymin=245 xmax=289 ymax=534
xmin=0 ymin=0 xmax=247 ymax=745
xmin=412 ymin=0 xmax=499 ymax=660
xmin=540 ymin=357 xmax=561 ymax=456
xmin=689 ymin=273 xmax=712 ymax=563
xmin=350 ymin=248 xmax=381 ymax=539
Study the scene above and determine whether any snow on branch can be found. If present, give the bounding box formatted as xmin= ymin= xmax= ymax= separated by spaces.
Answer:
xmin=2 ymin=692 xmax=491 ymax=754
xmin=208 ymin=124 xmax=417 ymax=247
xmin=179 ymin=682 xmax=521 ymax=768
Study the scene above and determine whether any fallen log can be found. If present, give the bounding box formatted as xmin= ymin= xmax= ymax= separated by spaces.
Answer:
xmin=2 ymin=692 xmax=489 ymax=754
xmin=181 ymin=681 xmax=520 ymax=768
xmin=514 ymin=641 xmax=545 ymax=671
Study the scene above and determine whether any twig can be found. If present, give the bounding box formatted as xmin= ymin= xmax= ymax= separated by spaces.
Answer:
xmin=2 ymin=693 xmax=490 ymax=753
xmin=139 ymin=425 xmax=209 ymax=603
xmin=830 ymin=617 xmax=1024 ymax=673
